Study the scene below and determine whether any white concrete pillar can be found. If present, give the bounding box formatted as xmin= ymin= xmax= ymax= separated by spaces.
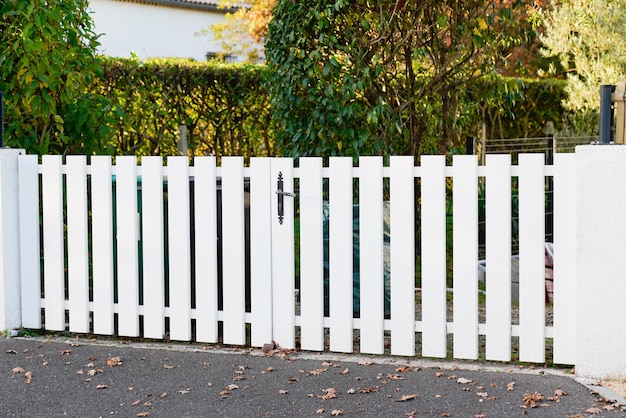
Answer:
xmin=576 ymin=145 xmax=626 ymax=380
xmin=0 ymin=148 xmax=25 ymax=331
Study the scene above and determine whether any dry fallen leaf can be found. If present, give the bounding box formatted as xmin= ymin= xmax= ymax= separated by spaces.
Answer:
xmin=475 ymin=414 xmax=486 ymax=418
xmin=131 ymin=399 xmax=142 ymax=407
xmin=159 ymin=392 xmax=168 ymax=398
xmin=6 ymin=350 xmax=17 ymax=354
xmin=457 ymin=377 xmax=472 ymax=384
xmin=435 ymin=372 xmax=444 ymax=378
xmin=522 ymin=391 xmax=544 ymax=408
xmin=388 ymin=373 xmax=406 ymax=381
xmin=360 ymin=387 xmax=379 ymax=393
xmin=346 ymin=388 xmax=356 ymax=394
xmin=59 ymin=350 xmax=72 ymax=355
xmin=96 ymin=384 xmax=108 ymax=389
xmin=227 ymin=384 xmax=239 ymax=391
xmin=163 ymin=364 xmax=176 ymax=369
xmin=554 ymin=389 xmax=569 ymax=397
xmin=315 ymin=409 xmax=325 ymax=414
xmin=318 ymin=388 xmax=337 ymax=400
xmin=340 ymin=368 xmax=349 ymax=375
xmin=506 ymin=381 xmax=515 ymax=391
xmin=395 ymin=394 xmax=418 ymax=402
xmin=584 ymin=407 xmax=602 ymax=414
xmin=396 ymin=366 xmax=411 ymax=373
xmin=476 ymin=392 xmax=488 ymax=398
xmin=136 ymin=412 xmax=149 ymax=418
xmin=12 ymin=367 xmax=25 ymax=374
xmin=330 ymin=410 xmax=343 ymax=416
xmin=177 ymin=388 xmax=191 ymax=394
xmin=358 ymin=361 xmax=374 ymax=366
xmin=107 ymin=357 xmax=123 ymax=367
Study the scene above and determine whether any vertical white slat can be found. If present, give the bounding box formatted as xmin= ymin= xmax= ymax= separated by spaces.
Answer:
xmin=390 ymin=156 xmax=416 ymax=356
xmin=141 ymin=156 xmax=165 ymax=339
xmin=329 ymin=157 xmax=353 ymax=353
xmin=91 ymin=156 xmax=115 ymax=335
xmin=115 ymin=156 xmax=140 ymax=337
xmin=18 ymin=155 xmax=42 ymax=329
xmin=358 ymin=156 xmax=384 ymax=354
xmin=420 ymin=155 xmax=447 ymax=358
xmin=221 ymin=157 xmax=246 ymax=345
xmin=193 ymin=157 xmax=219 ymax=343
xmin=553 ymin=153 xmax=577 ymax=364
xmin=452 ymin=155 xmax=479 ymax=360
xmin=270 ymin=158 xmax=296 ymax=348
xmin=66 ymin=156 xmax=90 ymax=333
xmin=42 ymin=155 xmax=65 ymax=331
xmin=299 ymin=157 xmax=324 ymax=351
xmin=249 ymin=158 xmax=273 ymax=347
xmin=518 ymin=153 xmax=546 ymax=363
xmin=485 ymin=154 xmax=512 ymax=361
xmin=167 ymin=156 xmax=192 ymax=341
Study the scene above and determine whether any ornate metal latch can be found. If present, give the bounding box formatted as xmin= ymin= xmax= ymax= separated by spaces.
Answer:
xmin=276 ymin=172 xmax=295 ymax=224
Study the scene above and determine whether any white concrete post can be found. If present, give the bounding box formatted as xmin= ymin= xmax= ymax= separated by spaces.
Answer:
xmin=576 ymin=145 xmax=626 ymax=380
xmin=0 ymin=148 xmax=25 ymax=331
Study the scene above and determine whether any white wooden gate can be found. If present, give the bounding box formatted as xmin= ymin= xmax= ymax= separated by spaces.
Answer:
xmin=14 ymin=154 xmax=577 ymax=364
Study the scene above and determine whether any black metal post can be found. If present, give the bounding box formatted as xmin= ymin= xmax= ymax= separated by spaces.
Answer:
xmin=600 ymin=84 xmax=615 ymax=144
xmin=0 ymin=90 xmax=4 ymax=148
xmin=545 ymin=133 xmax=554 ymax=243
xmin=466 ymin=136 xmax=475 ymax=155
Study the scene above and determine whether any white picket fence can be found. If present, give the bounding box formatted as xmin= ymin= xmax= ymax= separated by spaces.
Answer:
xmin=12 ymin=153 xmax=577 ymax=365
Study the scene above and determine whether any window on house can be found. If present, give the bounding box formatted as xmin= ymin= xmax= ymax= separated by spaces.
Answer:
xmin=206 ymin=52 xmax=238 ymax=63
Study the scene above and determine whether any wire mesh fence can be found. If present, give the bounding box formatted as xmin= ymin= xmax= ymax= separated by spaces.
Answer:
xmin=473 ymin=135 xmax=596 ymax=260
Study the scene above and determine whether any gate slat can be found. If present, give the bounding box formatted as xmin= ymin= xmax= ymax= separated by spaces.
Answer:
xmin=420 ymin=156 xmax=447 ymax=358
xmin=116 ymin=156 xmax=140 ymax=337
xmin=193 ymin=157 xmax=218 ymax=343
xmin=167 ymin=157 xmax=192 ymax=341
xmin=91 ymin=156 xmax=115 ymax=335
xmin=553 ymin=154 xmax=577 ymax=364
xmin=485 ymin=155 xmax=512 ymax=361
xmin=329 ymin=157 xmax=353 ymax=353
xmin=18 ymin=155 xmax=41 ymax=329
xmin=270 ymin=158 xmax=296 ymax=348
xmin=42 ymin=155 xmax=65 ymax=331
xmin=221 ymin=157 xmax=246 ymax=345
xmin=141 ymin=157 xmax=165 ymax=339
xmin=249 ymin=157 xmax=273 ymax=347
xmin=452 ymin=155 xmax=479 ymax=360
xmin=390 ymin=156 xmax=415 ymax=356
xmin=298 ymin=157 xmax=324 ymax=351
xmin=66 ymin=156 xmax=90 ymax=333
xmin=518 ymin=153 xmax=545 ymax=363
xmin=359 ymin=156 xmax=384 ymax=354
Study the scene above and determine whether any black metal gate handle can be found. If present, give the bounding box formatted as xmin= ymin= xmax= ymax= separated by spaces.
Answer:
xmin=276 ymin=172 xmax=295 ymax=224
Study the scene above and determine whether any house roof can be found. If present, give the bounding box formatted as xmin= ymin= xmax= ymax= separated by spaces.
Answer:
xmin=116 ymin=0 xmax=242 ymax=13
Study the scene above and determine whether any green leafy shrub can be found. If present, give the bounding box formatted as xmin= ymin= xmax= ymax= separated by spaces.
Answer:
xmin=0 ymin=0 xmax=114 ymax=155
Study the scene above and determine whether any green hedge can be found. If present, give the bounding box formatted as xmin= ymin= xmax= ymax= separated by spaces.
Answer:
xmin=96 ymin=57 xmax=274 ymax=159
xmin=4 ymin=55 xmax=568 ymax=157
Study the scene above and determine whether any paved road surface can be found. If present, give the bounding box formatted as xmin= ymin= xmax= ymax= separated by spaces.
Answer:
xmin=0 ymin=336 xmax=624 ymax=417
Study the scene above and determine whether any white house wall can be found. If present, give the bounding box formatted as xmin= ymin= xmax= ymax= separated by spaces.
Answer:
xmin=89 ymin=0 xmax=226 ymax=61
